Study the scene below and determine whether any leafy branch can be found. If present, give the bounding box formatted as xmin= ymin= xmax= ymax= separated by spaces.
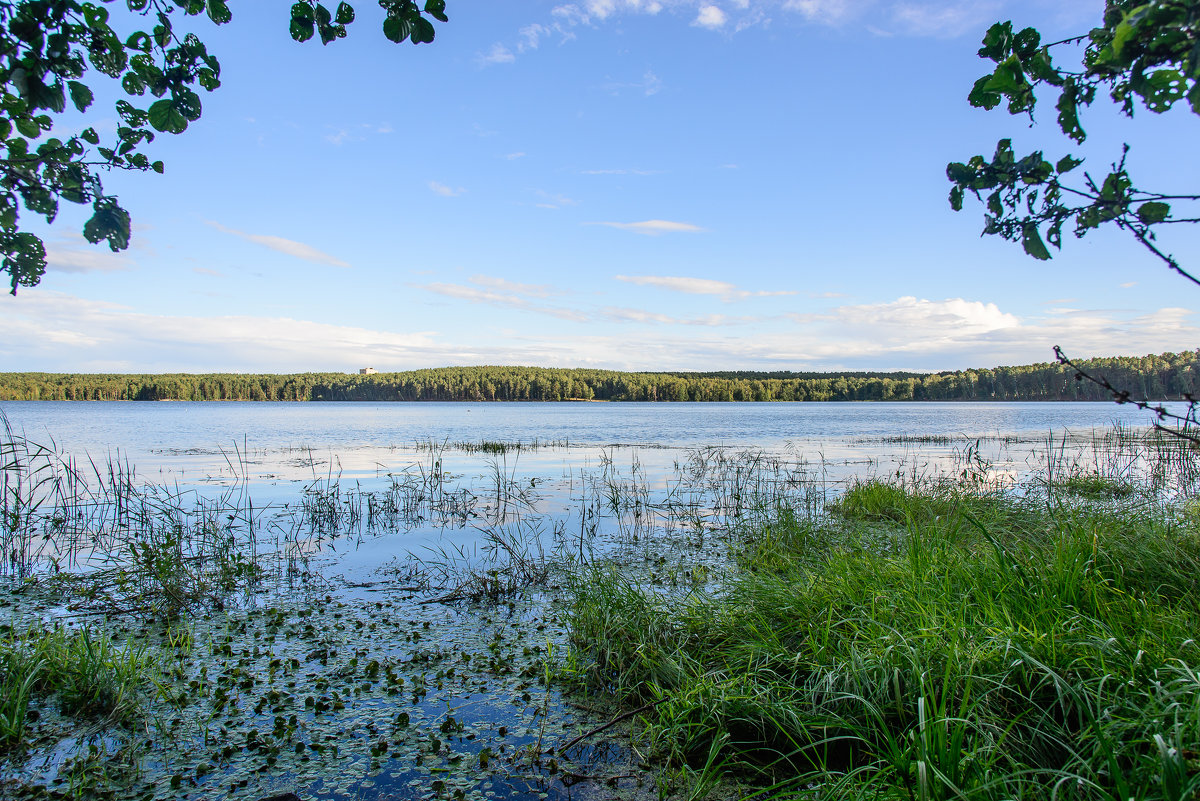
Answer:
xmin=947 ymin=1 xmax=1199 ymax=278
xmin=0 ymin=0 xmax=448 ymax=295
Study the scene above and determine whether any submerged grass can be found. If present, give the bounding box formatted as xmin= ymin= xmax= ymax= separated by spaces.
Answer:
xmin=564 ymin=479 xmax=1200 ymax=800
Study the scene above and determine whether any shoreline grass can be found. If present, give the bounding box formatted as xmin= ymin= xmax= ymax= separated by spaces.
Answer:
xmin=563 ymin=479 xmax=1200 ymax=799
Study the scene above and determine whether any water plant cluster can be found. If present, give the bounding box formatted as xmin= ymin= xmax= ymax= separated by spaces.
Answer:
xmin=0 ymin=418 xmax=1196 ymax=799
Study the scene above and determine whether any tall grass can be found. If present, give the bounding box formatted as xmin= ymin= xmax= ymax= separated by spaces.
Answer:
xmin=563 ymin=479 xmax=1200 ymax=799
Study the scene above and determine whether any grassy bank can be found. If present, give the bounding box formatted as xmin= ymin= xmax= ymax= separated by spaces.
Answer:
xmin=563 ymin=478 xmax=1200 ymax=799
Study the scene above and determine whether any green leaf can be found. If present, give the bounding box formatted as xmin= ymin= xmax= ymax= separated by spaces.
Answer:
xmin=1137 ymin=69 xmax=1186 ymax=113
xmin=1021 ymin=223 xmax=1051 ymax=260
xmin=0 ymin=119 xmax=10 ymax=140
xmin=383 ymin=15 xmax=412 ymax=43
xmin=1110 ymin=19 xmax=1135 ymax=58
xmin=977 ymin=21 xmax=1012 ymax=62
xmin=1055 ymin=155 xmax=1082 ymax=174
xmin=3 ymin=231 xmax=47 ymax=294
xmin=174 ymin=89 xmax=203 ymax=121
xmin=83 ymin=4 xmax=110 ymax=29
xmin=15 ymin=116 xmax=40 ymax=138
xmin=148 ymin=99 xmax=188 ymax=134
xmin=987 ymin=191 xmax=1003 ymax=217
xmin=1055 ymin=80 xmax=1085 ymax=143
xmin=335 ymin=2 xmax=355 ymax=24
xmin=126 ymin=31 xmax=153 ymax=51
xmin=81 ymin=127 xmax=100 ymax=145
xmin=83 ymin=198 xmax=132 ymax=252
xmin=206 ymin=0 xmax=232 ymax=24
xmin=122 ymin=71 xmax=147 ymax=95
xmin=945 ymin=162 xmax=975 ymax=185
xmin=290 ymin=18 xmax=315 ymax=42
xmin=67 ymin=81 xmax=95 ymax=113
xmin=152 ymin=161 xmax=165 ymax=174
xmin=424 ymin=0 xmax=448 ymax=23
xmin=949 ymin=186 xmax=963 ymax=211
xmin=967 ymin=75 xmax=1001 ymax=111
xmin=291 ymin=2 xmax=315 ymax=23
xmin=1137 ymin=201 xmax=1170 ymax=224
xmin=412 ymin=17 xmax=435 ymax=44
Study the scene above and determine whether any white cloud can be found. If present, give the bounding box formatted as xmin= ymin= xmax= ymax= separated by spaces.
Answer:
xmin=193 ymin=268 xmax=224 ymax=277
xmin=517 ymin=23 xmax=551 ymax=51
xmin=45 ymin=243 xmax=133 ymax=274
xmin=418 ymin=282 xmax=588 ymax=321
xmin=478 ymin=43 xmax=515 ymax=65
xmin=616 ymin=274 xmax=795 ymax=300
xmin=890 ymin=1 xmax=1001 ymax=38
xmin=469 ymin=274 xmax=560 ymax=298
xmin=694 ymin=5 xmax=728 ymax=28
xmin=3 ymin=292 xmax=1195 ymax=374
xmin=782 ymin=0 xmax=859 ymax=24
xmin=206 ymin=222 xmax=349 ymax=268
xmin=0 ymin=292 xmax=440 ymax=372
xmin=601 ymin=306 xmax=761 ymax=325
xmin=589 ymin=219 xmax=705 ymax=234
xmin=504 ymin=152 xmax=526 ymax=160
xmin=429 ymin=181 xmax=466 ymax=197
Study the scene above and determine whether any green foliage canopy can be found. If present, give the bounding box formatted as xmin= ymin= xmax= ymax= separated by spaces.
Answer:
xmin=947 ymin=0 xmax=1199 ymax=283
xmin=0 ymin=0 xmax=447 ymax=295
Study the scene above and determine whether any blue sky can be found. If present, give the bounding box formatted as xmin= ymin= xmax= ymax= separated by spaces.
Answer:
xmin=3 ymin=0 xmax=1197 ymax=374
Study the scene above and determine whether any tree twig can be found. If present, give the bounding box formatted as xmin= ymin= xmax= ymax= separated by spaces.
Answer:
xmin=1053 ymin=346 xmax=1200 ymax=444
xmin=553 ymin=698 xmax=668 ymax=756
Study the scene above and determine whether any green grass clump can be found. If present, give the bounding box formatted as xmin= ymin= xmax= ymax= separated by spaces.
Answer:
xmin=0 ymin=625 xmax=157 ymax=750
xmin=1058 ymin=471 xmax=1137 ymax=500
xmin=564 ymin=482 xmax=1200 ymax=800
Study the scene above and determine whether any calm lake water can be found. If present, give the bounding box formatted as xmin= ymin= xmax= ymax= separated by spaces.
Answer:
xmin=0 ymin=399 xmax=1165 ymax=461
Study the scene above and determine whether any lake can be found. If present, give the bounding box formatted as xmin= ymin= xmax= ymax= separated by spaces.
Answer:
xmin=0 ymin=400 xmax=1183 ymax=801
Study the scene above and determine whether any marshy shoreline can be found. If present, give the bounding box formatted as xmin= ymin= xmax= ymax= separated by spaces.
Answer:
xmin=0 ymin=421 xmax=1197 ymax=800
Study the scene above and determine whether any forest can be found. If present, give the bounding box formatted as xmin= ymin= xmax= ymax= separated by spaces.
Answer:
xmin=1 ymin=351 xmax=1196 ymax=403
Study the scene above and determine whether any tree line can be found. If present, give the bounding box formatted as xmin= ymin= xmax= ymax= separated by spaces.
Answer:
xmin=0 ymin=351 xmax=1195 ymax=403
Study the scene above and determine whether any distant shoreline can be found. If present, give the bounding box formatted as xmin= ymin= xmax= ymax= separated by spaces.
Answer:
xmin=1 ymin=352 xmax=1195 ymax=404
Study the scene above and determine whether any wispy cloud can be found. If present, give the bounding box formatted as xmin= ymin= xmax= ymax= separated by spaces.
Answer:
xmin=580 ymin=168 xmax=661 ymax=175
xmin=478 ymin=43 xmax=515 ymax=65
xmin=45 ymin=239 xmax=134 ymax=274
xmin=193 ymin=267 xmax=225 ymax=278
xmin=504 ymin=151 xmax=526 ymax=160
xmin=429 ymin=181 xmax=466 ymax=197
xmin=469 ymin=274 xmax=560 ymax=298
xmin=889 ymin=1 xmax=1001 ymax=38
xmin=418 ymin=282 xmax=588 ymax=321
xmin=783 ymin=0 xmax=858 ymax=25
xmin=601 ymin=306 xmax=761 ymax=325
xmin=616 ymin=274 xmax=795 ymax=301
xmin=533 ymin=189 xmax=578 ymax=209
xmin=588 ymin=219 xmax=705 ymax=234
xmin=206 ymin=221 xmax=349 ymax=268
